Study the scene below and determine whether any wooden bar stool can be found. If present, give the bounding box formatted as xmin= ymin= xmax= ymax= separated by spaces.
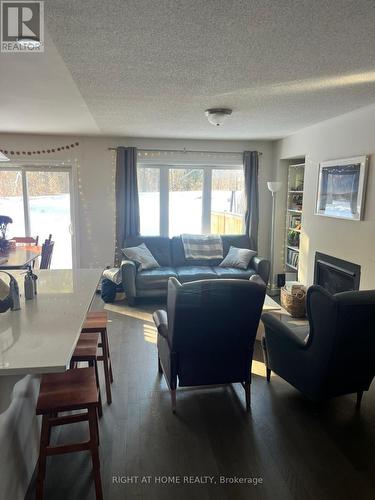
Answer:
xmin=82 ymin=311 xmax=113 ymax=404
xmin=35 ymin=367 xmax=103 ymax=500
xmin=70 ymin=332 xmax=103 ymax=418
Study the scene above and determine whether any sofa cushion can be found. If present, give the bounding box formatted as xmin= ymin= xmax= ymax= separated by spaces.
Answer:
xmin=212 ymin=267 xmax=256 ymax=279
xmin=124 ymin=236 xmax=172 ymax=267
xmin=171 ymin=234 xmax=253 ymax=267
xmin=136 ymin=267 xmax=178 ymax=290
xmin=221 ymin=234 xmax=252 ymax=254
xmin=123 ymin=243 xmax=160 ymax=271
xmin=176 ymin=266 xmax=218 ymax=283
xmin=219 ymin=246 xmax=257 ymax=269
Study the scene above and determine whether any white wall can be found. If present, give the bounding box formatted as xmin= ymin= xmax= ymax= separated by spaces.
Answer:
xmin=0 ymin=134 xmax=274 ymax=267
xmin=273 ymin=104 xmax=375 ymax=289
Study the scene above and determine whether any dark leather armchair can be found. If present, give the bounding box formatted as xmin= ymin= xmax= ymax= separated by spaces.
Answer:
xmin=153 ymin=277 xmax=266 ymax=413
xmin=262 ymin=285 xmax=375 ymax=408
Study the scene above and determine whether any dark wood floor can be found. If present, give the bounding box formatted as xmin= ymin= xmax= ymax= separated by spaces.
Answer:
xmin=26 ymin=297 xmax=375 ymax=500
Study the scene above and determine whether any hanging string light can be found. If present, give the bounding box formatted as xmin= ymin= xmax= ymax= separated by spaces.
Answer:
xmin=0 ymin=142 xmax=80 ymax=157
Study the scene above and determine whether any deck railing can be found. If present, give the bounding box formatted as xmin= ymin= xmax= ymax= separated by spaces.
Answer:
xmin=211 ymin=211 xmax=244 ymax=234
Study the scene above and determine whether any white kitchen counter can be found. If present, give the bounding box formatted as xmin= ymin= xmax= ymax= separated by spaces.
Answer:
xmin=0 ymin=268 xmax=102 ymax=500
xmin=0 ymin=268 xmax=102 ymax=376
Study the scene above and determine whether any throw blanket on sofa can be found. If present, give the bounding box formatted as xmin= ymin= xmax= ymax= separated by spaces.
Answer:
xmin=181 ymin=234 xmax=223 ymax=260
xmin=103 ymin=267 xmax=122 ymax=285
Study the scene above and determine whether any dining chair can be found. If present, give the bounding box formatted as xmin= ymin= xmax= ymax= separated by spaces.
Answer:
xmin=40 ymin=235 xmax=54 ymax=269
xmin=13 ymin=236 xmax=39 ymax=246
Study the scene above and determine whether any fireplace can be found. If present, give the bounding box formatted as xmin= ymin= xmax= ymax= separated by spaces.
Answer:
xmin=314 ymin=252 xmax=360 ymax=294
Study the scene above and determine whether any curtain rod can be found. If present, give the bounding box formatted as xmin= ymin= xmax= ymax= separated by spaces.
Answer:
xmin=107 ymin=147 xmax=262 ymax=156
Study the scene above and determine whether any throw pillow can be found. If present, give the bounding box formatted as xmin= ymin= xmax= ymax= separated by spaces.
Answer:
xmin=122 ymin=243 xmax=160 ymax=271
xmin=219 ymin=246 xmax=256 ymax=270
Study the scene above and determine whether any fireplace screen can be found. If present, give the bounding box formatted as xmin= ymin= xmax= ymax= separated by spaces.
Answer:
xmin=314 ymin=252 xmax=360 ymax=294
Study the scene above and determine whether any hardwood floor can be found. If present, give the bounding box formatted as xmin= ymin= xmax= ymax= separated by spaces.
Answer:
xmin=26 ymin=297 xmax=375 ymax=500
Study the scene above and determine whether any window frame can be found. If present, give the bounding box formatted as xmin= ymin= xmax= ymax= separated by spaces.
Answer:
xmin=0 ymin=162 xmax=79 ymax=268
xmin=137 ymin=163 xmax=244 ymax=237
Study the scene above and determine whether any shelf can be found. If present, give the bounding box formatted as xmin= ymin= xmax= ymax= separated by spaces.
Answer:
xmin=285 ymin=160 xmax=305 ymax=276
xmin=286 ymin=262 xmax=298 ymax=270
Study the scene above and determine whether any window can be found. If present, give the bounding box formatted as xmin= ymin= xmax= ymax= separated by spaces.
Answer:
xmin=211 ymin=169 xmax=245 ymax=235
xmin=138 ymin=164 xmax=244 ymax=236
xmin=169 ymin=168 xmax=203 ymax=236
xmin=138 ymin=167 xmax=160 ymax=235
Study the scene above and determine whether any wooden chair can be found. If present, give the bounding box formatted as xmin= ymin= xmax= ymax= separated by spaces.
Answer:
xmin=70 ymin=332 xmax=103 ymax=418
xmin=40 ymin=235 xmax=54 ymax=269
xmin=35 ymin=367 xmax=103 ymax=500
xmin=13 ymin=236 xmax=39 ymax=245
xmin=82 ymin=311 xmax=113 ymax=405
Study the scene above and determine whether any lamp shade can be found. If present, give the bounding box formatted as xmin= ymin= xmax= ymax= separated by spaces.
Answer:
xmin=0 ymin=151 xmax=10 ymax=162
xmin=267 ymin=181 xmax=282 ymax=193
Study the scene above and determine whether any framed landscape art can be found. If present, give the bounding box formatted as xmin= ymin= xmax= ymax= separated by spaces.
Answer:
xmin=316 ymin=155 xmax=368 ymax=221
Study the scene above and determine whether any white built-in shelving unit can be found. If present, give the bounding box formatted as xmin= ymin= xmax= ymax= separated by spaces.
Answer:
xmin=285 ymin=161 xmax=305 ymax=273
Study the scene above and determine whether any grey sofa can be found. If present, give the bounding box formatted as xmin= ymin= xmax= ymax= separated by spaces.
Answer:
xmin=121 ymin=235 xmax=270 ymax=305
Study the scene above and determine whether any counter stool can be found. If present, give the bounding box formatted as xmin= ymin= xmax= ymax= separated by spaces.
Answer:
xmin=70 ymin=332 xmax=103 ymax=418
xmin=82 ymin=311 xmax=113 ymax=404
xmin=35 ymin=367 xmax=103 ymax=500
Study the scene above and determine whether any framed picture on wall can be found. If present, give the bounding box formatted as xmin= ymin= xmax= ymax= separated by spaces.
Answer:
xmin=316 ymin=155 xmax=368 ymax=221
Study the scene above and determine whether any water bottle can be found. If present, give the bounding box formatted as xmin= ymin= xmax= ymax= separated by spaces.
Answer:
xmin=32 ymin=272 xmax=38 ymax=295
xmin=10 ymin=276 xmax=21 ymax=310
xmin=24 ymin=269 xmax=35 ymax=300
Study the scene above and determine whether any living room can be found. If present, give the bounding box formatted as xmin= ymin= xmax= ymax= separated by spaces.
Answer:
xmin=0 ymin=1 xmax=375 ymax=500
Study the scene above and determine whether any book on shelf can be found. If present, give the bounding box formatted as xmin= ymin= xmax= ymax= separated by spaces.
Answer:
xmin=287 ymin=248 xmax=299 ymax=268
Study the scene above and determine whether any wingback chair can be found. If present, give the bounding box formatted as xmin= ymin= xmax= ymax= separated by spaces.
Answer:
xmin=153 ymin=277 xmax=266 ymax=413
xmin=262 ymin=285 xmax=375 ymax=408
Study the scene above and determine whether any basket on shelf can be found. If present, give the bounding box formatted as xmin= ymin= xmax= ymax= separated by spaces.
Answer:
xmin=280 ymin=286 xmax=306 ymax=318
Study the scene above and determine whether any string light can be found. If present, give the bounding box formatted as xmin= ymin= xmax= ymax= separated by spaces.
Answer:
xmin=0 ymin=142 xmax=80 ymax=157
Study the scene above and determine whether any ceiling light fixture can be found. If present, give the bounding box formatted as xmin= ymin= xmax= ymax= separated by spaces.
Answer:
xmin=17 ymin=36 xmax=41 ymax=49
xmin=0 ymin=151 xmax=10 ymax=162
xmin=205 ymin=108 xmax=232 ymax=126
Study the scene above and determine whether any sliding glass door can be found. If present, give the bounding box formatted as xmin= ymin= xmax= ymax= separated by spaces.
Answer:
xmin=0 ymin=166 xmax=76 ymax=269
xmin=0 ymin=169 xmax=25 ymax=237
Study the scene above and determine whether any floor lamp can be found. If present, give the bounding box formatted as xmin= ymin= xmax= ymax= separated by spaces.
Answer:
xmin=267 ymin=181 xmax=282 ymax=295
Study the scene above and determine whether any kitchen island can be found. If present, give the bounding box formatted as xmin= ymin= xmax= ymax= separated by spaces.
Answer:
xmin=0 ymin=268 xmax=102 ymax=500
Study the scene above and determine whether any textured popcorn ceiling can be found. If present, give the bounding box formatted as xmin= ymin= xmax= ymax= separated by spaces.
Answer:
xmin=2 ymin=0 xmax=375 ymax=138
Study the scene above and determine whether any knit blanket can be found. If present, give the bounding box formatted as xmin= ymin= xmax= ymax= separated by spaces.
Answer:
xmin=103 ymin=267 xmax=122 ymax=285
xmin=181 ymin=234 xmax=223 ymax=260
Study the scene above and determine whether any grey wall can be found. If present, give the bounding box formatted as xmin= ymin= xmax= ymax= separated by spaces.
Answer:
xmin=0 ymin=134 xmax=274 ymax=267
xmin=273 ymin=103 xmax=375 ymax=289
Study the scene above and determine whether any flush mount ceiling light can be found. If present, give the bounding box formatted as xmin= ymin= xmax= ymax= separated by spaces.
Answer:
xmin=17 ymin=36 xmax=41 ymax=49
xmin=205 ymin=108 xmax=232 ymax=126
xmin=0 ymin=151 xmax=10 ymax=162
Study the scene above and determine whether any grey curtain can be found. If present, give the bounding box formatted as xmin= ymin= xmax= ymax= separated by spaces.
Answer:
xmin=243 ymin=151 xmax=259 ymax=251
xmin=115 ymin=147 xmax=140 ymax=265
